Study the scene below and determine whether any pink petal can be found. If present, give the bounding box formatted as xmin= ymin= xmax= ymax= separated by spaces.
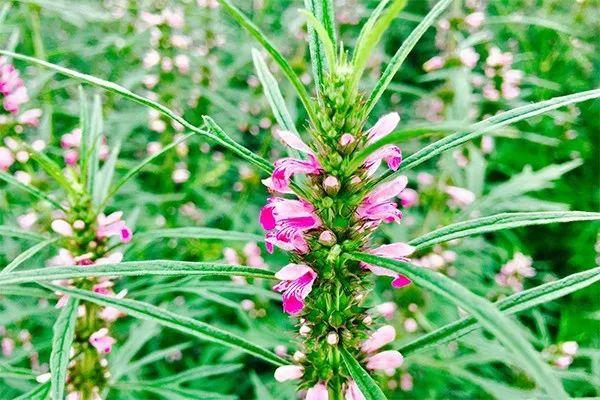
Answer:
xmin=274 ymin=129 xmax=313 ymax=154
xmin=366 ymin=350 xmax=404 ymax=370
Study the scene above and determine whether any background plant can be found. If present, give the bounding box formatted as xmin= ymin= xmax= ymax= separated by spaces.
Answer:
xmin=1 ymin=0 xmax=599 ymax=399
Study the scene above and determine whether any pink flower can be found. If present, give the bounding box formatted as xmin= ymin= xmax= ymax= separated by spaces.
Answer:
xmin=51 ymin=219 xmax=74 ymax=237
xmin=89 ymin=328 xmax=115 ymax=354
xmin=459 ymin=47 xmax=480 ymax=68
xmin=60 ymin=128 xmax=82 ymax=149
xmin=17 ymin=108 xmax=42 ymax=127
xmin=356 ymin=176 xmax=408 ymax=227
xmin=375 ymin=302 xmax=397 ymax=319
xmin=361 ymin=325 xmax=396 ymax=353
xmin=423 ymin=56 xmax=445 ymax=72
xmin=273 ymin=264 xmax=317 ymax=315
xmin=260 ymin=198 xmax=321 ymax=253
xmin=274 ymin=365 xmax=304 ymax=382
xmin=365 ymin=350 xmax=404 ymax=370
xmin=465 ymin=11 xmax=485 ymax=28
xmin=271 ymin=129 xmax=322 ymax=192
xmin=445 ymin=186 xmax=476 ymax=206
xmin=97 ymin=212 xmax=132 ymax=243
xmin=0 ymin=147 xmax=14 ymax=170
xmin=344 ymin=380 xmax=365 ymax=400
xmin=363 ymin=113 xmax=403 ymax=175
xmin=17 ymin=211 xmax=38 ymax=230
xmin=0 ymin=57 xmax=29 ymax=114
xmin=362 ymin=242 xmax=415 ymax=288
xmin=306 ymin=383 xmax=328 ymax=400
xmin=2 ymin=337 xmax=15 ymax=357
xmin=399 ymin=188 xmax=418 ymax=207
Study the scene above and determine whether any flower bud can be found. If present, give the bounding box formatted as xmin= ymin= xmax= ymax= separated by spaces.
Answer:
xmin=318 ymin=230 xmax=337 ymax=247
xmin=274 ymin=365 xmax=304 ymax=382
xmin=73 ymin=220 xmax=85 ymax=230
xmin=323 ymin=175 xmax=340 ymax=195
xmin=51 ymin=219 xmax=73 ymax=237
xmin=299 ymin=324 xmax=311 ymax=336
xmin=327 ymin=332 xmax=339 ymax=345
xmin=293 ymin=351 xmax=306 ymax=362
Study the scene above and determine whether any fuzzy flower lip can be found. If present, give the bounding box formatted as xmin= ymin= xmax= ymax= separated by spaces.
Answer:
xmin=260 ymin=198 xmax=321 ymax=254
xmin=365 ymin=350 xmax=404 ymax=370
xmin=361 ymin=325 xmax=396 ymax=353
xmin=356 ymin=176 xmax=408 ymax=227
xmin=89 ymin=328 xmax=116 ymax=354
xmin=306 ymin=383 xmax=329 ymax=400
xmin=364 ymin=113 xmax=403 ymax=175
xmin=273 ymin=263 xmax=317 ymax=315
xmin=270 ymin=129 xmax=322 ymax=192
xmin=96 ymin=211 xmax=133 ymax=243
xmin=362 ymin=242 xmax=415 ymax=288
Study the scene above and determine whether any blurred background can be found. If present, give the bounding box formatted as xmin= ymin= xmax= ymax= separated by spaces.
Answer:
xmin=1 ymin=0 xmax=598 ymax=398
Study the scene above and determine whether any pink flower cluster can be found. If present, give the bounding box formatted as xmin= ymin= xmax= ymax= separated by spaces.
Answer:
xmin=494 ymin=252 xmax=535 ymax=292
xmin=482 ymin=47 xmax=523 ymax=101
xmin=60 ymin=128 xmax=109 ymax=166
xmin=0 ymin=57 xmax=29 ymax=114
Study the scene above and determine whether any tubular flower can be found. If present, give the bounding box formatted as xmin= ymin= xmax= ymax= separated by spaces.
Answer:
xmin=360 ymin=325 xmax=396 ymax=353
xmin=273 ymin=264 xmax=317 ymax=315
xmin=260 ymin=198 xmax=321 ymax=253
xmin=362 ymin=242 xmax=415 ymax=288
xmin=96 ymin=211 xmax=133 ymax=243
xmin=274 ymin=365 xmax=305 ymax=382
xmin=344 ymin=380 xmax=365 ymax=400
xmin=365 ymin=350 xmax=404 ymax=370
xmin=356 ymin=176 xmax=408 ymax=227
xmin=271 ymin=129 xmax=322 ymax=192
xmin=363 ymin=113 xmax=403 ymax=175
xmin=306 ymin=383 xmax=329 ymax=400
xmin=89 ymin=328 xmax=116 ymax=354
xmin=0 ymin=57 xmax=29 ymax=114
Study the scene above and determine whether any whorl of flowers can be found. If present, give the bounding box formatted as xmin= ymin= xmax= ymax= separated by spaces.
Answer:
xmin=258 ymin=63 xmax=415 ymax=397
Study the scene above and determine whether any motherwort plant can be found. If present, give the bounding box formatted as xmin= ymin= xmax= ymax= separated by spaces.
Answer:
xmin=1 ymin=0 xmax=599 ymax=399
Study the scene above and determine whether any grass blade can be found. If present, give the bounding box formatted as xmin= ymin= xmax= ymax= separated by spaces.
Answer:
xmin=0 ymin=50 xmax=271 ymax=174
xmin=152 ymin=364 xmax=243 ymax=385
xmin=0 ymin=225 xmax=48 ymax=241
xmin=41 ymin=283 xmax=286 ymax=366
xmin=409 ymin=211 xmax=600 ymax=250
xmin=0 ymin=170 xmax=65 ymax=211
xmin=399 ymin=266 xmax=600 ymax=356
xmin=215 ymin=0 xmax=318 ymax=126
xmin=50 ymin=297 xmax=79 ymax=400
xmin=134 ymin=227 xmax=263 ymax=242
xmin=348 ymin=252 xmax=569 ymax=399
xmin=0 ymin=260 xmax=275 ymax=286
xmin=1 ymin=238 xmax=58 ymax=275
xmin=13 ymin=383 xmax=50 ymax=400
xmin=364 ymin=0 xmax=452 ymax=116
xmin=340 ymin=348 xmax=387 ymax=400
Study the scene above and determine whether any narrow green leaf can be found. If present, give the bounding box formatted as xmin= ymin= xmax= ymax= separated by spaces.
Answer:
xmin=399 ymin=266 xmax=600 ymax=356
xmin=0 ymin=225 xmax=48 ymax=241
xmin=320 ymin=0 xmax=336 ymax=43
xmin=348 ymin=252 xmax=568 ymax=399
xmin=364 ymin=0 xmax=452 ymax=115
xmin=1 ymin=238 xmax=58 ymax=275
xmin=304 ymin=0 xmax=327 ymax=92
xmin=0 ymin=169 xmax=66 ymax=211
xmin=112 ymin=381 xmax=234 ymax=400
xmin=92 ymin=138 xmax=121 ymax=207
xmin=300 ymin=9 xmax=336 ymax=74
xmin=50 ymin=297 xmax=79 ymax=400
xmin=215 ymin=0 xmax=319 ymax=126
xmin=41 ymin=284 xmax=286 ymax=366
xmin=25 ymin=142 xmax=78 ymax=196
xmin=409 ymin=211 xmax=600 ymax=250
xmin=86 ymin=94 xmax=103 ymax=193
xmin=340 ymin=348 xmax=387 ymax=400
xmin=153 ymin=364 xmax=243 ymax=385
xmin=250 ymin=372 xmax=276 ymax=400
xmin=0 ymin=50 xmax=271 ymax=174
xmin=122 ymin=342 xmax=193 ymax=378
xmin=134 ymin=227 xmax=263 ymax=243
xmin=374 ymin=89 xmax=600 ymax=184
xmin=13 ymin=383 xmax=50 ymax=400
xmin=0 ymin=365 xmax=36 ymax=380
xmin=0 ymin=260 xmax=275 ymax=286
xmin=252 ymin=49 xmax=298 ymax=135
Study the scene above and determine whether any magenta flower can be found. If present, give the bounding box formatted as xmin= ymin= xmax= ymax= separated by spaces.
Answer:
xmin=0 ymin=57 xmax=29 ymax=114
xmin=361 ymin=325 xmax=396 ymax=353
xmin=96 ymin=212 xmax=133 ymax=243
xmin=362 ymin=242 xmax=415 ymax=288
xmin=356 ymin=176 xmax=408 ymax=227
xmin=271 ymin=129 xmax=322 ymax=192
xmin=363 ymin=113 xmax=403 ymax=175
xmin=89 ymin=328 xmax=116 ymax=354
xmin=260 ymin=197 xmax=321 ymax=253
xmin=273 ymin=264 xmax=317 ymax=315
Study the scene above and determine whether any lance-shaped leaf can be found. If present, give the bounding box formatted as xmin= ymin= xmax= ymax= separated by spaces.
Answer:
xmin=1 ymin=238 xmax=58 ymax=275
xmin=373 ymin=89 xmax=600 ymax=184
xmin=152 ymin=364 xmax=243 ymax=385
xmin=364 ymin=0 xmax=452 ymax=115
xmin=0 ymin=170 xmax=65 ymax=211
xmin=409 ymin=211 xmax=600 ymax=250
xmin=41 ymin=284 xmax=286 ymax=366
xmin=215 ymin=0 xmax=318 ymax=126
xmin=50 ymin=297 xmax=79 ymax=400
xmin=0 ymin=50 xmax=271 ymax=174
xmin=0 ymin=260 xmax=275 ymax=286
xmin=348 ymin=252 xmax=568 ymax=399
xmin=0 ymin=225 xmax=48 ymax=241
xmin=13 ymin=383 xmax=50 ymax=400
xmin=340 ymin=348 xmax=387 ymax=400
xmin=399 ymin=266 xmax=600 ymax=356
xmin=134 ymin=227 xmax=263 ymax=243
xmin=303 ymin=0 xmax=334 ymax=94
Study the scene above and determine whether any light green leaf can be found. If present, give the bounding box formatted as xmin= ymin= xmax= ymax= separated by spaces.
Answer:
xmin=215 ymin=0 xmax=318 ymax=126
xmin=364 ymin=0 xmax=452 ymax=116
xmin=112 ymin=381 xmax=235 ymax=400
xmin=1 ymin=238 xmax=58 ymax=275
xmin=399 ymin=266 xmax=600 ymax=356
xmin=300 ymin=9 xmax=336 ymax=75
xmin=13 ymin=383 xmax=50 ymax=400
xmin=0 ymin=225 xmax=48 ymax=241
xmin=134 ymin=227 xmax=263 ymax=243
xmin=0 ymin=260 xmax=275 ymax=286
xmin=348 ymin=252 xmax=568 ymax=399
xmin=122 ymin=342 xmax=193 ymax=378
xmin=340 ymin=348 xmax=387 ymax=400
xmin=50 ymin=297 xmax=79 ymax=400
xmin=41 ymin=283 xmax=286 ymax=366
xmin=0 ymin=170 xmax=66 ymax=211
xmin=409 ymin=211 xmax=600 ymax=250
xmin=153 ymin=364 xmax=242 ymax=385
xmin=0 ymin=50 xmax=271 ymax=174
xmin=250 ymin=371 xmax=276 ymax=400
